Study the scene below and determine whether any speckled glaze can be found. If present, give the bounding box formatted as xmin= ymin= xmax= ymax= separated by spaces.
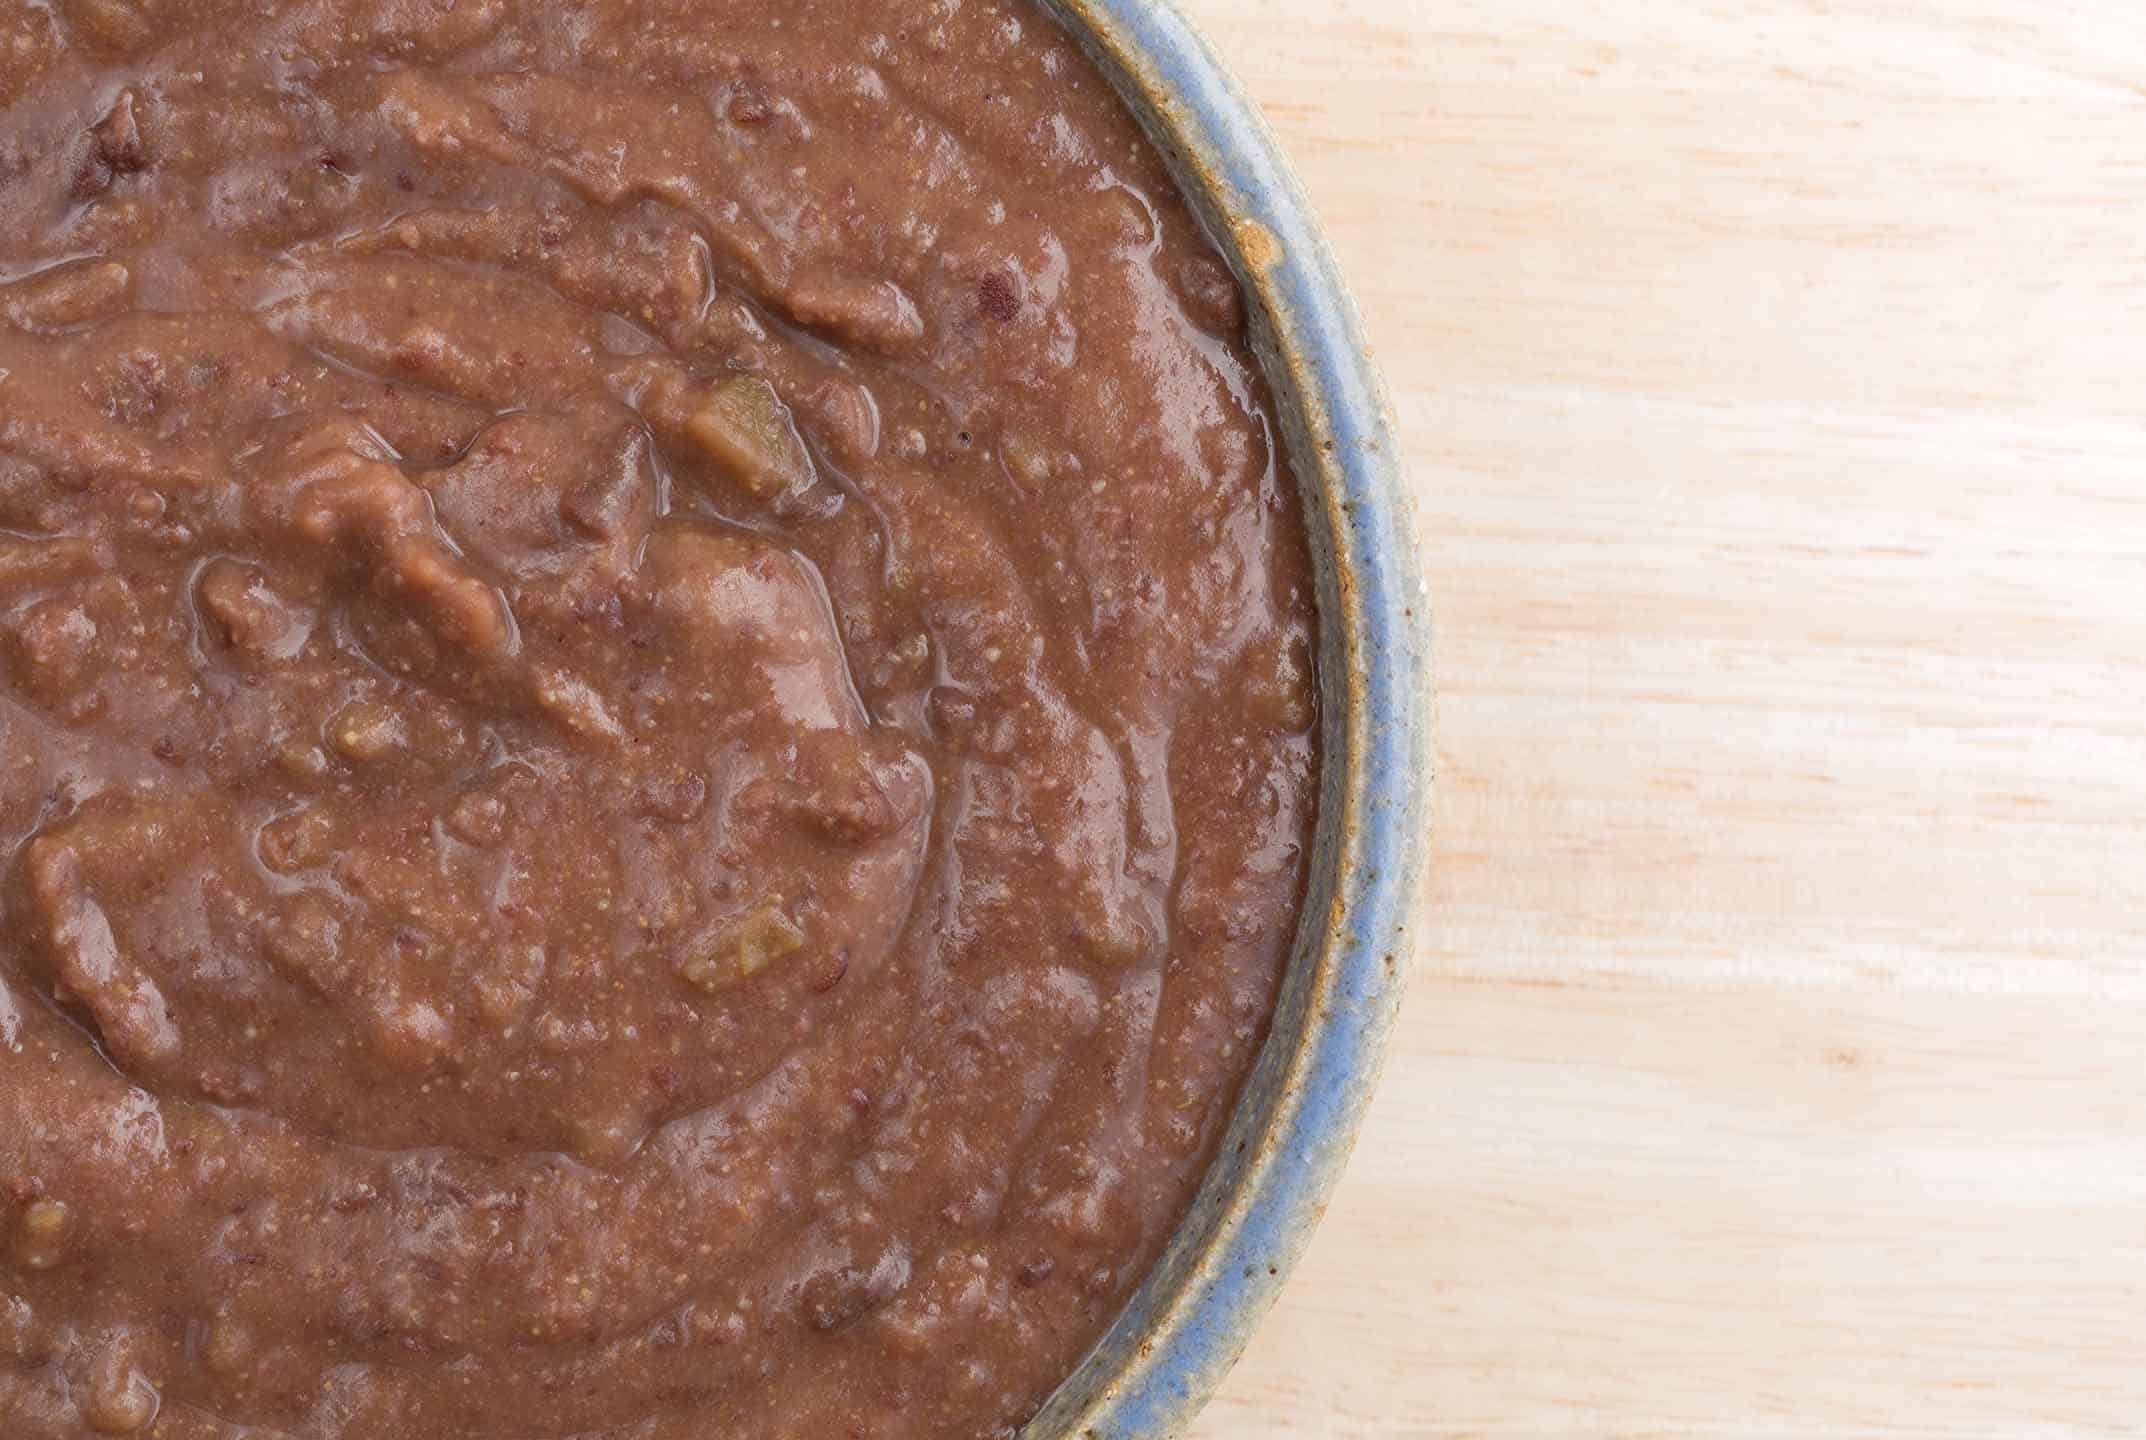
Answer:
xmin=1022 ymin=3 xmax=1429 ymax=1436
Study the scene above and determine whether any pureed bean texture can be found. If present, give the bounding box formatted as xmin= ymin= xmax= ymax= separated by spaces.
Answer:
xmin=0 ymin=1 xmax=1319 ymax=1436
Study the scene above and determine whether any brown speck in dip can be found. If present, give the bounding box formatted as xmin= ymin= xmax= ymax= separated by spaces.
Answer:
xmin=0 ymin=3 xmax=1316 ymax=1437
xmin=978 ymin=270 xmax=1022 ymax=322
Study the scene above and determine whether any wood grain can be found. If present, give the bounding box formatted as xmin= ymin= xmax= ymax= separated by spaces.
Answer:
xmin=1172 ymin=2 xmax=2146 ymax=1434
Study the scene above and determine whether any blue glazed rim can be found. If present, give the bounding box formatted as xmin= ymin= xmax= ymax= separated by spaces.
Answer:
xmin=1026 ymin=2 xmax=1429 ymax=1436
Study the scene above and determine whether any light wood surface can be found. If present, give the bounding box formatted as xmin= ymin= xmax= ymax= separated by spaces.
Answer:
xmin=1173 ymin=3 xmax=2146 ymax=1435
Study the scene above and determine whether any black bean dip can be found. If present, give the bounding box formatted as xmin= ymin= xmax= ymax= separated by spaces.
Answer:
xmin=0 ymin=1 xmax=1320 ymax=1435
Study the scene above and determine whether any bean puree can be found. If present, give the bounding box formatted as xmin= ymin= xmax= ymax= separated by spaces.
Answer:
xmin=0 ymin=1 xmax=1319 ymax=1435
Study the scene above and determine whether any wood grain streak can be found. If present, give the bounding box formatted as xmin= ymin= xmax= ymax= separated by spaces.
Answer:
xmin=1174 ymin=2 xmax=2146 ymax=1434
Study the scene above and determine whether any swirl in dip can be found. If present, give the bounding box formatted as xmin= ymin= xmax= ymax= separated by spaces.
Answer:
xmin=0 ymin=1 xmax=1318 ymax=1436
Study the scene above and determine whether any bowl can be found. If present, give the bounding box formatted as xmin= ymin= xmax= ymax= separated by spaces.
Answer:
xmin=1021 ymin=2 xmax=1430 ymax=1435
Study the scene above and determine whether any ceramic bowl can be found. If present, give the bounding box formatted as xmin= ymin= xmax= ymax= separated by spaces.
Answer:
xmin=1022 ymin=2 xmax=1430 ymax=1435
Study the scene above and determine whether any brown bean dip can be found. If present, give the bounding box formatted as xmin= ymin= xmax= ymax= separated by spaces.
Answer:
xmin=0 ymin=1 xmax=1319 ymax=1435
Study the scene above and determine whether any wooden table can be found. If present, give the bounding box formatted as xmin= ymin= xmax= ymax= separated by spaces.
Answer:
xmin=1176 ymin=2 xmax=2146 ymax=1434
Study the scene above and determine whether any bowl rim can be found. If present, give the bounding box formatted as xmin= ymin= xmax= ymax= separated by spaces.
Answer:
xmin=1022 ymin=2 xmax=1430 ymax=1437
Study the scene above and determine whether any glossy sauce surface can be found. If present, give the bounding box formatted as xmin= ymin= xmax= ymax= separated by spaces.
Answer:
xmin=0 ymin=2 xmax=1318 ymax=1435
